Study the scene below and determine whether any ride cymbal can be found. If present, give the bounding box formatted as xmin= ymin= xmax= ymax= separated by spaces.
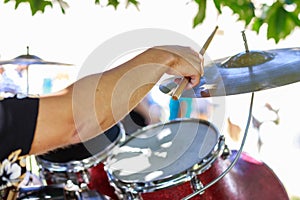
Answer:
xmin=159 ymin=47 xmax=300 ymax=98
xmin=0 ymin=54 xmax=72 ymax=66
xmin=0 ymin=47 xmax=72 ymax=66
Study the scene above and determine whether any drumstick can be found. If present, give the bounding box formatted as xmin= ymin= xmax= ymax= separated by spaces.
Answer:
xmin=171 ymin=26 xmax=219 ymax=100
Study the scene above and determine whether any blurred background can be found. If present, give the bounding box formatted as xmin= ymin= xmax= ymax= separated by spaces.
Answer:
xmin=1 ymin=0 xmax=300 ymax=198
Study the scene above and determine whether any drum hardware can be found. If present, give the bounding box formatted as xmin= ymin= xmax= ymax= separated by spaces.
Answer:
xmin=119 ymin=190 xmax=140 ymax=200
xmin=188 ymin=135 xmax=226 ymax=177
xmin=81 ymin=171 xmax=91 ymax=187
xmin=181 ymin=93 xmax=254 ymax=200
xmin=80 ymin=190 xmax=111 ymax=200
xmin=159 ymin=31 xmax=300 ymax=98
xmin=220 ymin=144 xmax=231 ymax=160
xmin=188 ymin=171 xmax=204 ymax=195
xmin=63 ymin=180 xmax=81 ymax=200
xmin=183 ymin=135 xmax=227 ymax=197
xmin=63 ymin=180 xmax=110 ymax=200
xmin=37 ymin=167 xmax=89 ymax=187
xmin=78 ymin=182 xmax=111 ymax=199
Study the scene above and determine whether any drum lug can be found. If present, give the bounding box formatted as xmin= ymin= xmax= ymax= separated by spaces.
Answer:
xmin=110 ymin=182 xmax=142 ymax=200
xmin=216 ymin=135 xmax=230 ymax=160
xmin=63 ymin=180 xmax=81 ymax=200
xmin=122 ymin=192 xmax=143 ymax=200
xmin=221 ymin=144 xmax=231 ymax=160
xmin=189 ymin=172 xmax=204 ymax=195
xmin=79 ymin=170 xmax=91 ymax=185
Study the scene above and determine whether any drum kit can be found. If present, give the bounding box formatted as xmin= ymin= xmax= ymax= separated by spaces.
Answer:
xmin=1 ymin=30 xmax=299 ymax=199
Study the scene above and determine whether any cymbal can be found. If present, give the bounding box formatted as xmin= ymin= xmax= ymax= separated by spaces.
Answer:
xmin=159 ymin=47 xmax=300 ymax=98
xmin=0 ymin=54 xmax=72 ymax=66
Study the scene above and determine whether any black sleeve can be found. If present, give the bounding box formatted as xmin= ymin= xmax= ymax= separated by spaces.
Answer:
xmin=0 ymin=97 xmax=39 ymax=161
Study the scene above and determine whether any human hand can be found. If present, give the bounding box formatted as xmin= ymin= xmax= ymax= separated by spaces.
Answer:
xmin=153 ymin=45 xmax=204 ymax=89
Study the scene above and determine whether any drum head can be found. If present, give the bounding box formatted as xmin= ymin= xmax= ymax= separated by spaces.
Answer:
xmin=107 ymin=119 xmax=220 ymax=183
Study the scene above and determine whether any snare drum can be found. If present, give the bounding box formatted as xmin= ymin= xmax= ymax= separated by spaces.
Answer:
xmin=104 ymin=119 xmax=289 ymax=200
xmin=36 ymin=123 xmax=125 ymax=187
xmin=105 ymin=119 xmax=224 ymax=199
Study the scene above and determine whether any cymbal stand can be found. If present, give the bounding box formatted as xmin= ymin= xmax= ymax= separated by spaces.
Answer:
xmin=182 ymin=92 xmax=255 ymax=200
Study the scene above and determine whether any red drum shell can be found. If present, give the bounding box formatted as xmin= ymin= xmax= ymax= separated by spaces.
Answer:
xmin=142 ymin=150 xmax=289 ymax=200
xmin=89 ymin=163 xmax=119 ymax=199
xmin=90 ymin=151 xmax=289 ymax=200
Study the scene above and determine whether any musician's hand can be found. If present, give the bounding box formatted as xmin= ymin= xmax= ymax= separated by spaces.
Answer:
xmin=153 ymin=45 xmax=204 ymax=89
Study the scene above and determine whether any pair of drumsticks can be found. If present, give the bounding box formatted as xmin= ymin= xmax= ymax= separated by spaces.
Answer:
xmin=171 ymin=26 xmax=219 ymax=100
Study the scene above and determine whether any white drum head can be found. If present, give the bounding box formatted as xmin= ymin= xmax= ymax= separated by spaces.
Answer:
xmin=107 ymin=119 xmax=220 ymax=183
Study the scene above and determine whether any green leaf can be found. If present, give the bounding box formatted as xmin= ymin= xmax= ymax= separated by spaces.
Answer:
xmin=126 ymin=0 xmax=140 ymax=10
xmin=226 ymin=0 xmax=255 ymax=25
xmin=193 ymin=0 xmax=206 ymax=28
xmin=95 ymin=0 xmax=100 ymax=4
xmin=30 ymin=0 xmax=53 ymax=15
xmin=127 ymin=0 xmax=139 ymax=6
xmin=107 ymin=0 xmax=119 ymax=9
xmin=292 ymin=0 xmax=300 ymax=15
xmin=56 ymin=0 xmax=69 ymax=14
xmin=266 ymin=1 xmax=297 ymax=43
xmin=211 ymin=0 xmax=255 ymax=25
xmin=287 ymin=9 xmax=300 ymax=26
xmin=213 ymin=0 xmax=222 ymax=13
xmin=13 ymin=0 xmax=52 ymax=15
xmin=252 ymin=18 xmax=264 ymax=33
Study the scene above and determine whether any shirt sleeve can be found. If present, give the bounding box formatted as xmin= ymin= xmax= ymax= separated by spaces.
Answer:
xmin=0 ymin=97 xmax=39 ymax=191
xmin=0 ymin=97 xmax=39 ymax=161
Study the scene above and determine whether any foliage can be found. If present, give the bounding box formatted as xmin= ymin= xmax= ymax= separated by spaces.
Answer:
xmin=4 ymin=0 xmax=53 ymax=15
xmin=3 ymin=0 xmax=300 ymax=43
xmin=211 ymin=0 xmax=300 ymax=43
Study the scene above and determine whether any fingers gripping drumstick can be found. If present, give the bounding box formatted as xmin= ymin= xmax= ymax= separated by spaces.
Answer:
xmin=171 ymin=26 xmax=219 ymax=100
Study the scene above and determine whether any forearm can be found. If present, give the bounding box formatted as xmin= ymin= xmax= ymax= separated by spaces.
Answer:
xmin=72 ymin=48 xmax=174 ymax=142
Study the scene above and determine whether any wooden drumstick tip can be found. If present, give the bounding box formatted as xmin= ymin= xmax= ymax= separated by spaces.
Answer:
xmin=171 ymin=77 xmax=189 ymax=100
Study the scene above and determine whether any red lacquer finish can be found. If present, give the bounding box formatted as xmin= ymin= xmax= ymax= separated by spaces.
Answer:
xmin=142 ymin=151 xmax=289 ymax=200
xmin=90 ymin=151 xmax=289 ymax=200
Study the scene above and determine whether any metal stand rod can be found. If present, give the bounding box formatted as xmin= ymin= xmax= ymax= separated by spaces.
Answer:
xmin=182 ymin=92 xmax=255 ymax=200
xmin=242 ymin=30 xmax=249 ymax=53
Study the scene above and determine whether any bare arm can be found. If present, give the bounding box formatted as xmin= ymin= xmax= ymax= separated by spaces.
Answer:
xmin=29 ymin=46 xmax=203 ymax=155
